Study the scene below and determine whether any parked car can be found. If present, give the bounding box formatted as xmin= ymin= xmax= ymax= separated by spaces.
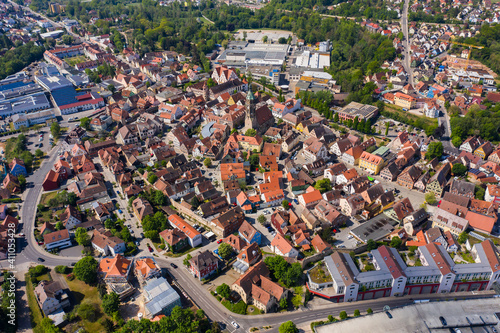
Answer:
xmin=37 ymin=258 xmax=45 ymax=262
xmin=231 ymin=321 xmax=239 ymax=328
xmin=217 ymin=239 xmax=222 ymax=244
xmin=439 ymin=316 xmax=447 ymax=326
xmin=170 ymin=263 xmax=178 ymax=269
xmin=386 ymin=311 xmax=393 ymax=319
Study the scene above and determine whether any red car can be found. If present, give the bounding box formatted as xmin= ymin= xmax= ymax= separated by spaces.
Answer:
xmin=217 ymin=239 xmax=222 ymax=244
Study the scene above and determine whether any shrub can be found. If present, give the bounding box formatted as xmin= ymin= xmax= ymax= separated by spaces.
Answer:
xmin=78 ymin=303 xmax=97 ymax=322
xmin=367 ymin=308 xmax=373 ymax=314
xmin=339 ymin=311 xmax=348 ymax=320
xmin=55 ymin=265 xmax=69 ymax=274
xmin=354 ymin=309 xmax=360 ymax=317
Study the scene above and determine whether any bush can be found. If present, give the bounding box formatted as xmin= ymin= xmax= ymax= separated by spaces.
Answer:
xmin=78 ymin=303 xmax=97 ymax=322
xmin=354 ymin=309 xmax=360 ymax=317
xmin=367 ymin=308 xmax=373 ymax=314
xmin=55 ymin=265 xmax=69 ymax=274
xmin=29 ymin=265 xmax=48 ymax=277
xmin=339 ymin=311 xmax=348 ymax=320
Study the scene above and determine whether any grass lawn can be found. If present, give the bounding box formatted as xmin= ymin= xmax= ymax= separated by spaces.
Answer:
xmin=34 ymin=273 xmax=51 ymax=283
xmin=384 ymin=105 xmax=438 ymax=128
xmin=39 ymin=192 xmax=58 ymax=206
xmin=246 ymin=305 xmax=262 ymax=315
xmin=65 ymin=277 xmax=109 ymax=332
xmin=165 ymin=246 xmax=199 ymax=258
xmin=199 ymin=16 xmax=214 ymax=25
xmin=64 ymin=55 xmax=88 ymax=67
xmin=25 ymin=274 xmax=44 ymax=332
xmin=221 ymin=300 xmax=247 ymax=315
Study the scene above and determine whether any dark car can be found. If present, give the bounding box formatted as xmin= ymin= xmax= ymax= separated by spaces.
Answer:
xmin=70 ymin=262 xmax=76 ymax=266
xmin=37 ymin=258 xmax=45 ymax=262
xmin=385 ymin=311 xmax=392 ymax=319
xmin=439 ymin=316 xmax=447 ymax=326
xmin=170 ymin=263 xmax=178 ymax=269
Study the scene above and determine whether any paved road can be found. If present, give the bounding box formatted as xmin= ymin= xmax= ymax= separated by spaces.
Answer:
xmin=401 ymin=0 xmax=414 ymax=86
xmin=8 ymin=0 xmax=79 ymax=39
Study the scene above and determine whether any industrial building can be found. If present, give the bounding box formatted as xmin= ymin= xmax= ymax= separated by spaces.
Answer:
xmin=217 ymin=41 xmax=289 ymax=67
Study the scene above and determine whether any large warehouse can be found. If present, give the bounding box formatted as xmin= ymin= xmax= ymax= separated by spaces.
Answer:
xmin=217 ymin=41 xmax=289 ymax=67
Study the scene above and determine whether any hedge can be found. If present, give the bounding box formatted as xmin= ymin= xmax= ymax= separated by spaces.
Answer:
xmin=2 ymin=198 xmax=21 ymax=203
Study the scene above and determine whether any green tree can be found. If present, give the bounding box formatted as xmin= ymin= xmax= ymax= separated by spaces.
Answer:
xmin=245 ymin=128 xmax=257 ymax=137
xmin=183 ymin=254 xmax=192 ymax=267
xmin=426 ymin=142 xmax=443 ymax=160
xmin=452 ymin=163 xmax=467 ymax=177
xmin=279 ymin=321 xmax=298 ymax=333
xmin=35 ymin=149 xmax=44 ymax=158
xmin=366 ymin=239 xmax=377 ymax=251
xmin=50 ymin=122 xmax=61 ymax=140
xmin=279 ymin=298 xmax=288 ymax=309
xmin=105 ymin=219 xmax=115 ymax=229
xmin=257 ymin=214 xmax=267 ymax=224
xmin=68 ymin=192 xmax=78 ymax=206
xmin=75 ymin=227 xmax=90 ymax=246
xmin=367 ymin=308 xmax=373 ymax=314
xmin=107 ymin=84 xmax=116 ymax=93
xmin=148 ymin=174 xmax=158 ymax=184
xmin=102 ymin=292 xmax=120 ymax=315
xmin=39 ymin=318 xmax=62 ymax=333
xmin=55 ymin=221 xmax=64 ymax=231
xmin=18 ymin=174 xmax=26 ymax=188
xmin=390 ymin=236 xmax=402 ymax=249
xmin=458 ymin=231 xmax=468 ymax=244
xmin=282 ymin=200 xmax=290 ymax=210
xmin=191 ymin=196 xmax=200 ymax=209
xmin=77 ymin=303 xmax=97 ymax=322
xmin=262 ymin=35 xmax=268 ymax=43
xmin=385 ymin=122 xmax=390 ymax=136
xmin=354 ymin=309 xmax=360 ymax=317
xmin=80 ymin=117 xmax=91 ymax=130
xmin=314 ymin=179 xmax=332 ymax=194
xmin=203 ymin=158 xmax=212 ymax=168
xmin=215 ymin=283 xmax=231 ymax=299
xmin=74 ymin=256 xmax=98 ymax=284
xmin=218 ymin=242 xmax=232 ymax=260
xmin=334 ymin=112 xmax=339 ymax=123
xmin=339 ymin=311 xmax=348 ymax=320
xmin=475 ymin=186 xmax=485 ymax=200
xmin=425 ymin=192 xmax=437 ymax=205
xmin=451 ymin=136 xmax=462 ymax=147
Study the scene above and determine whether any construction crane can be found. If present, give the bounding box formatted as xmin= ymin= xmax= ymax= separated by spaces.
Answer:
xmin=448 ymin=41 xmax=484 ymax=70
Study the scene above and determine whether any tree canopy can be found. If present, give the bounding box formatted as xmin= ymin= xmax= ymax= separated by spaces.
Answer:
xmin=74 ymin=256 xmax=98 ymax=285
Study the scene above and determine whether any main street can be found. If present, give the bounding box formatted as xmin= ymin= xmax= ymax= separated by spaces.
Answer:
xmin=401 ymin=0 xmax=414 ymax=86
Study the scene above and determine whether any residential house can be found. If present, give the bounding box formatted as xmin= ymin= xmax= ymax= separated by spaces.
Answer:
xmin=34 ymin=281 xmax=70 ymax=316
xmin=270 ymin=234 xmax=299 ymax=258
xmin=135 ymin=258 xmax=161 ymax=285
xmin=98 ymin=254 xmax=132 ymax=283
xmin=397 ymin=165 xmax=422 ymax=189
xmin=189 ymin=250 xmax=219 ymax=281
xmin=168 ymin=214 xmax=202 ymax=247
xmin=91 ymin=228 xmax=126 ymax=256
xmin=44 ymin=229 xmax=72 ymax=250
xmin=359 ymin=151 xmax=384 ymax=175
xmin=239 ymin=221 xmax=262 ymax=245
xmin=132 ymin=197 xmax=154 ymax=222
xmin=160 ymin=228 xmax=189 ymax=253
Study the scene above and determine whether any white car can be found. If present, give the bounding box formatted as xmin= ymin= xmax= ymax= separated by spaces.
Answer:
xmin=231 ymin=321 xmax=239 ymax=328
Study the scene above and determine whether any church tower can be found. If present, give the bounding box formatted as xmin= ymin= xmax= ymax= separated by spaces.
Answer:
xmin=202 ymin=81 xmax=209 ymax=102
xmin=244 ymin=85 xmax=258 ymax=132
